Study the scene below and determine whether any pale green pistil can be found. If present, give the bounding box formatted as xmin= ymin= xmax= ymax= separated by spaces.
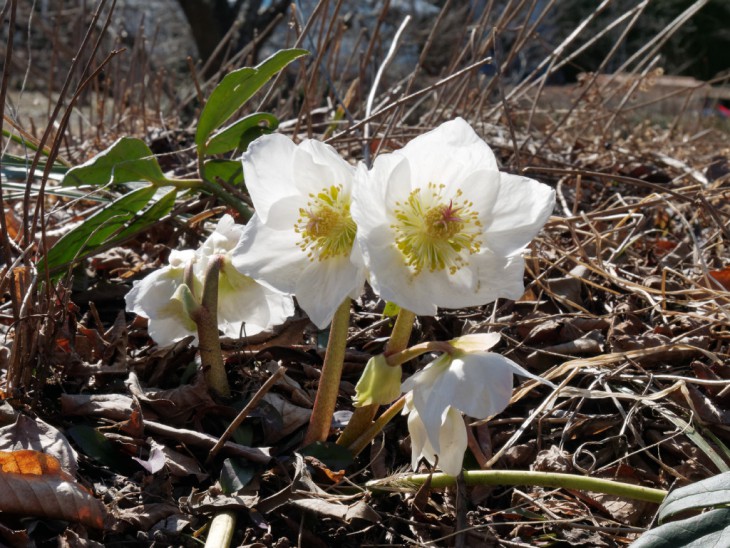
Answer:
xmin=295 ymin=184 xmax=357 ymax=261
xmin=392 ymin=183 xmax=482 ymax=274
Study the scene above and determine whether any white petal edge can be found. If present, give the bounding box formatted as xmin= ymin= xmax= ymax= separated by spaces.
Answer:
xmin=241 ymin=134 xmax=298 ymax=223
xmin=436 ymin=407 xmax=468 ymax=477
xmin=294 ymin=254 xmax=364 ymax=328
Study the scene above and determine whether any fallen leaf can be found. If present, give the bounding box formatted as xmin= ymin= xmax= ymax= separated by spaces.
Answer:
xmin=0 ymin=450 xmax=106 ymax=529
xmin=705 ymin=267 xmax=730 ymax=291
xmin=111 ymin=503 xmax=179 ymax=533
xmin=0 ymin=413 xmax=79 ymax=476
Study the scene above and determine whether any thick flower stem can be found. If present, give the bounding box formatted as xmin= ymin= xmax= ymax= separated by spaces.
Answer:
xmin=366 ymin=470 xmax=668 ymax=504
xmin=349 ymin=395 xmax=407 ymax=457
xmin=204 ymin=510 xmax=236 ymax=548
xmin=386 ymin=340 xmax=455 ymax=367
xmin=337 ymin=309 xmax=417 ymax=448
xmin=192 ymin=257 xmax=230 ymax=398
xmin=384 ymin=309 xmax=417 ymax=355
xmin=303 ymin=298 xmax=352 ymax=445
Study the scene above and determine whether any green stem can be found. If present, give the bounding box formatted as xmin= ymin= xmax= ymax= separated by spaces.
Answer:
xmin=192 ymin=257 xmax=230 ymax=397
xmin=303 ymin=298 xmax=352 ymax=445
xmin=159 ymin=176 xmax=253 ymax=221
xmin=337 ymin=308 xmax=417 ymax=448
xmin=204 ymin=510 xmax=236 ymax=548
xmin=349 ymin=395 xmax=407 ymax=457
xmin=201 ymin=179 xmax=253 ymax=221
xmin=386 ymin=340 xmax=455 ymax=367
xmin=384 ymin=309 xmax=416 ymax=355
xmin=366 ymin=470 xmax=667 ymax=504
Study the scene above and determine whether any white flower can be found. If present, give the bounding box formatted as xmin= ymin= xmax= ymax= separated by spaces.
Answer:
xmin=125 ymin=215 xmax=295 ymax=347
xmin=405 ymin=395 xmax=467 ymax=478
xmin=401 ymin=333 xmax=550 ymax=476
xmin=232 ymin=134 xmax=366 ymax=328
xmin=351 ymin=118 xmax=555 ymax=315
xmin=125 ymin=249 xmax=199 ymax=347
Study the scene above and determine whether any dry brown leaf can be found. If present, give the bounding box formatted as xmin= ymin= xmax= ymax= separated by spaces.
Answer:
xmin=61 ymin=393 xmax=139 ymax=421
xmin=111 ymin=503 xmax=179 ymax=533
xmin=289 ymin=498 xmax=380 ymax=523
xmin=261 ymin=392 xmax=312 ymax=443
xmin=0 ymin=450 xmax=106 ymax=529
xmin=182 ymin=488 xmax=259 ymax=512
xmin=0 ymin=413 xmax=78 ymax=476
xmin=705 ymin=267 xmax=730 ymax=291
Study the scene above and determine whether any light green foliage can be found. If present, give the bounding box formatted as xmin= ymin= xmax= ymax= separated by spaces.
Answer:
xmin=205 ymin=112 xmax=279 ymax=155
xmin=38 ymin=186 xmax=171 ymax=276
xmin=61 ymin=137 xmax=168 ymax=187
xmin=202 ymin=160 xmax=246 ymax=187
xmin=39 ymin=48 xmax=308 ymax=277
xmin=195 ymin=49 xmax=307 ymax=153
xmin=631 ymin=472 xmax=730 ymax=547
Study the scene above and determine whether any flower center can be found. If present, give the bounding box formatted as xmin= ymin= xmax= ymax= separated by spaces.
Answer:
xmin=294 ymin=184 xmax=357 ymax=261
xmin=391 ymin=183 xmax=482 ymax=274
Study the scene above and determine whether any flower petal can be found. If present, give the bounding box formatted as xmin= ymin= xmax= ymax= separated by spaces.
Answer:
xmin=232 ymin=214 xmax=306 ymax=295
xmin=407 ymin=407 xmax=437 ymax=470
xmin=397 ymin=118 xmax=498 ymax=193
xmin=242 ymin=134 xmax=298 ymax=223
xmin=482 ymin=172 xmax=555 ymax=256
xmin=436 ymin=407 xmax=468 ymax=476
xmin=404 ymin=356 xmax=452 ymax=450
xmin=444 ymin=353 xmax=516 ymax=420
xmin=292 ymin=144 xmax=341 ymax=196
xmin=450 ymin=333 xmax=501 ymax=353
xmin=294 ymin=254 xmax=364 ymax=328
xmin=125 ymin=266 xmax=183 ymax=320
xmin=146 ymin=316 xmax=195 ymax=347
xmin=299 ymin=139 xmax=355 ymax=191
xmin=353 ymin=355 xmax=402 ymax=407
xmin=217 ymin=266 xmax=294 ymax=337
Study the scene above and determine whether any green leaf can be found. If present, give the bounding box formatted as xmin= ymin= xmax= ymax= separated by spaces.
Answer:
xmin=195 ymin=48 xmax=308 ymax=150
xmin=1 ymin=153 xmax=68 ymax=176
xmin=202 ymin=159 xmax=245 ymax=187
xmin=61 ymin=137 xmax=167 ymax=187
xmin=116 ymin=187 xmax=178 ymax=240
xmin=631 ymin=507 xmax=730 ymax=548
xmin=38 ymin=185 xmax=156 ymax=275
xmin=219 ymin=458 xmax=256 ymax=494
xmin=205 ymin=112 xmax=278 ymax=155
xmin=657 ymin=472 xmax=730 ymax=524
xmin=67 ymin=425 xmax=135 ymax=474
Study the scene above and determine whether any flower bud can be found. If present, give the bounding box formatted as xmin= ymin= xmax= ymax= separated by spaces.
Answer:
xmin=353 ymin=354 xmax=402 ymax=407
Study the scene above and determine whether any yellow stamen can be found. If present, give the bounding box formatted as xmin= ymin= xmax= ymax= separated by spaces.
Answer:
xmin=294 ymin=184 xmax=357 ymax=261
xmin=391 ymin=183 xmax=482 ymax=274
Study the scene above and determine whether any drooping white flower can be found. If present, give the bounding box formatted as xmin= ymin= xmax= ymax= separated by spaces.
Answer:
xmin=405 ymin=395 xmax=467 ymax=478
xmin=351 ymin=118 xmax=555 ymax=315
xmin=401 ymin=333 xmax=550 ymax=476
xmin=125 ymin=249 xmax=199 ymax=347
xmin=232 ymin=134 xmax=366 ymax=328
xmin=125 ymin=215 xmax=295 ymax=347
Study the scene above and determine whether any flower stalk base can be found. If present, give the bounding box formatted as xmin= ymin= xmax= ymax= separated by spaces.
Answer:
xmin=303 ymin=298 xmax=352 ymax=445
xmin=193 ymin=257 xmax=230 ymax=398
xmin=337 ymin=309 xmax=416 ymax=448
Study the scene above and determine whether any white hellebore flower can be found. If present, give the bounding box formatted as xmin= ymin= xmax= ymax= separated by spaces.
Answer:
xmin=352 ymin=117 xmax=555 ymax=315
xmin=401 ymin=333 xmax=551 ymax=476
xmin=232 ymin=134 xmax=366 ymax=328
xmin=125 ymin=215 xmax=295 ymax=347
